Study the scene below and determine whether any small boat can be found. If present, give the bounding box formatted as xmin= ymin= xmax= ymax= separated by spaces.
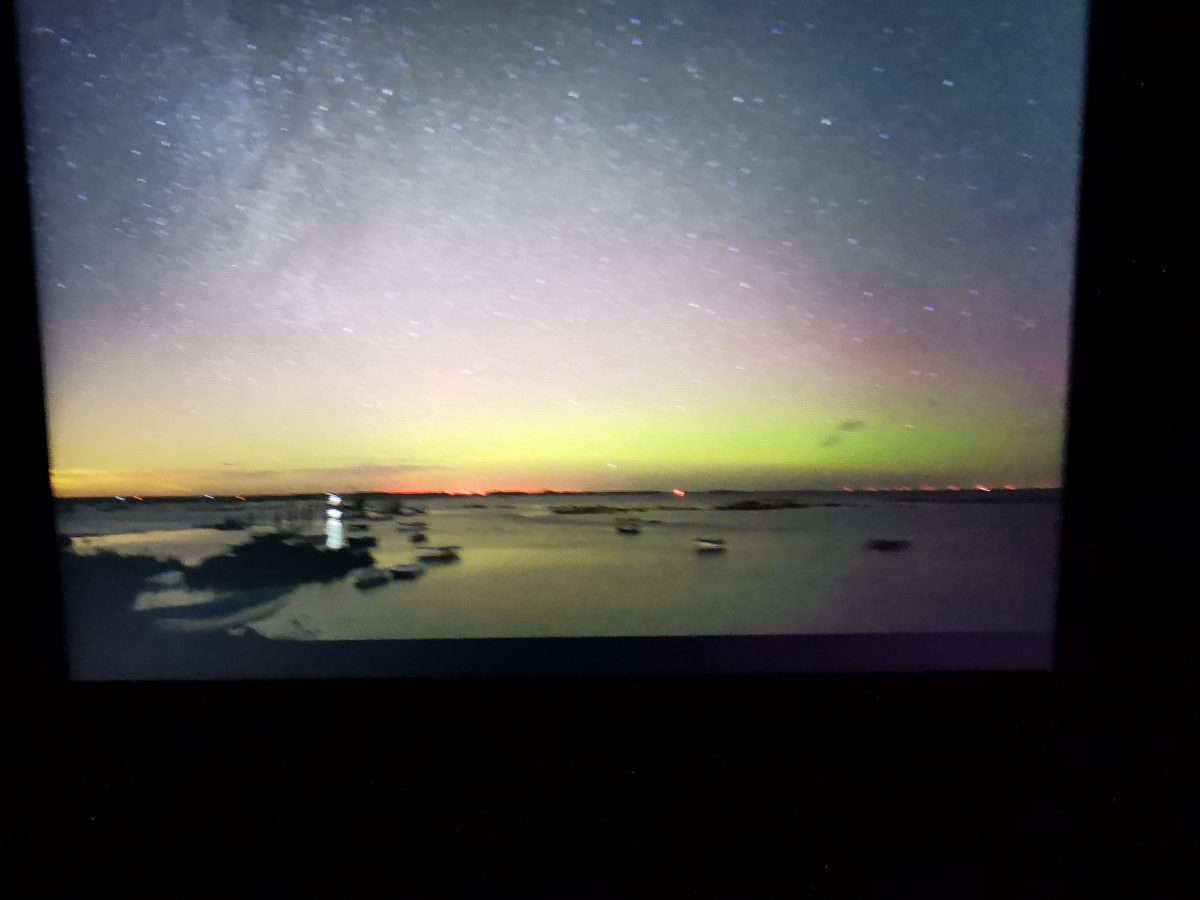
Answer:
xmin=396 ymin=522 xmax=429 ymax=532
xmin=396 ymin=506 xmax=425 ymax=517
xmin=363 ymin=510 xmax=390 ymax=521
xmin=388 ymin=563 xmax=425 ymax=580
xmin=616 ymin=517 xmax=641 ymax=534
xmin=350 ymin=566 xmax=390 ymax=588
xmin=694 ymin=538 xmax=727 ymax=552
xmin=346 ymin=522 xmax=370 ymax=532
xmin=410 ymin=532 xmax=428 ymax=543
xmin=417 ymin=545 xmax=460 ymax=561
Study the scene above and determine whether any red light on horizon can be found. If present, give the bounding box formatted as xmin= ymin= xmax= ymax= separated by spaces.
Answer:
xmin=841 ymin=486 xmax=853 ymax=492
xmin=920 ymin=485 xmax=936 ymax=491
xmin=1004 ymin=484 xmax=1019 ymax=490
xmin=975 ymin=484 xmax=992 ymax=492
xmin=673 ymin=489 xmax=686 ymax=498
xmin=946 ymin=485 xmax=961 ymax=491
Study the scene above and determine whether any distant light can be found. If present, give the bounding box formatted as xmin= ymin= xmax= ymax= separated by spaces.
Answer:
xmin=946 ymin=485 xmax=961 ymax=491
xmin=673 ymin=489 xmax=686 ymax=498
xmin=975 ymin=484 xmax=992 ymax=492
xmin=235 ymin=495 xmax=246 ymax=500
xmin=327 ymin=508 xmax=342 ymax=519
xmin=132 ymin=495 xmax=143 ymax=501
xmin=204 ymin=494 xmax=214 ymax=500
xmin=328 ymin=494 xmax=342 ymax=506
xmin=114 ymin=496 xmax=125 ymax=501
xmin=841 ymin=486 xmax=853 ymax=492
xmin=1004 ymin=484 xmax=1019 ymax=491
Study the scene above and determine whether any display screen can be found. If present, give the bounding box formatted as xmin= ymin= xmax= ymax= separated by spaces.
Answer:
xmin=18 ymin=1 xmax=1087 ymax=678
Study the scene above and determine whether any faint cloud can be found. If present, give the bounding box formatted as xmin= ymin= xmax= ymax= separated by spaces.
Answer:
xmin=819 ymin=419 xmax=867 ymax=448
xmin=218 ymin=462 xmax=450 ymax=484
xmin=50 ymin=461 xmax=451 ymax=496
xmin=314 ymin=463 xmax=448 ymax=477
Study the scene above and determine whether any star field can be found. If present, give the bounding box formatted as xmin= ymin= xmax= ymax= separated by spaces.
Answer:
xmin=18 ymin=0 xmax=1086 ymax=495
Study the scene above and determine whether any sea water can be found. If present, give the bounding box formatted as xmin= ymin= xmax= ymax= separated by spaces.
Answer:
xmin=57 ymin=494 xmax=1060 ymax=641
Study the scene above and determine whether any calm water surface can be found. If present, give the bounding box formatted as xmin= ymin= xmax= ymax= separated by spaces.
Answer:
xmin=60 ymin=494 xmax=1060 ymax=640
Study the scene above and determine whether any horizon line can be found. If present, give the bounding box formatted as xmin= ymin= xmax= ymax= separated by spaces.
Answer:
xmin=54 ymin=485 xmax=1063 ymax=501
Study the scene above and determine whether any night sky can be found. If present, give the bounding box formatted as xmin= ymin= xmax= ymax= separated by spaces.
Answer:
xmin=19 ymin=0 xmax=1087 ymax=496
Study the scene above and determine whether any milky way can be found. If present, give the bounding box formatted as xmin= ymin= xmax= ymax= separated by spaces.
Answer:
xmin=18 ymin=0 xmax=1087 ymax=495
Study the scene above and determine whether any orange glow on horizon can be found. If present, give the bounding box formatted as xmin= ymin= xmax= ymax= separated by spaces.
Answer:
xmin=53 ymin=480 xmax=1060 ymax=499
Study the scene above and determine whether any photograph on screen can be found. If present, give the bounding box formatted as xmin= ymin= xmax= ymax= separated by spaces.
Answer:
xmin=17 ymin=0 xmax=1087 ymax=678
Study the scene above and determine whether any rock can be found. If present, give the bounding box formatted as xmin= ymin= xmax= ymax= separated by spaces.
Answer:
xmin=865 ymin=539 xmax=912 ymax=552
xmin=552 ymin=505 xmax=639 ymax=515
xmin=186 ymin=533 xmax=373 ymax=591
xmin=715 ymin=499 xmax=802 ymax=511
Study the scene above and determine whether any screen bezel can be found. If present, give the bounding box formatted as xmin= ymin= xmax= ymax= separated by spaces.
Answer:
xmin=6 ymin=0 xmax=1144 ymax=697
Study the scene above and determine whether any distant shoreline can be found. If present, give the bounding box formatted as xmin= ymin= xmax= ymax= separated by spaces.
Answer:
xmin=55 ymin=487 xmax=1062 ymax=504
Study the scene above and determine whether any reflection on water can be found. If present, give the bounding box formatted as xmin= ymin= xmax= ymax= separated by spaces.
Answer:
xmin=325 ymin=517 xmax=344 ymax=550
xmin=73 ymin=528 xmax=249 ymax=566
xmin=152 ymin=594 xmax=293 ymax=633
xmin=134 ymin=586 xmax=217 ymax=611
